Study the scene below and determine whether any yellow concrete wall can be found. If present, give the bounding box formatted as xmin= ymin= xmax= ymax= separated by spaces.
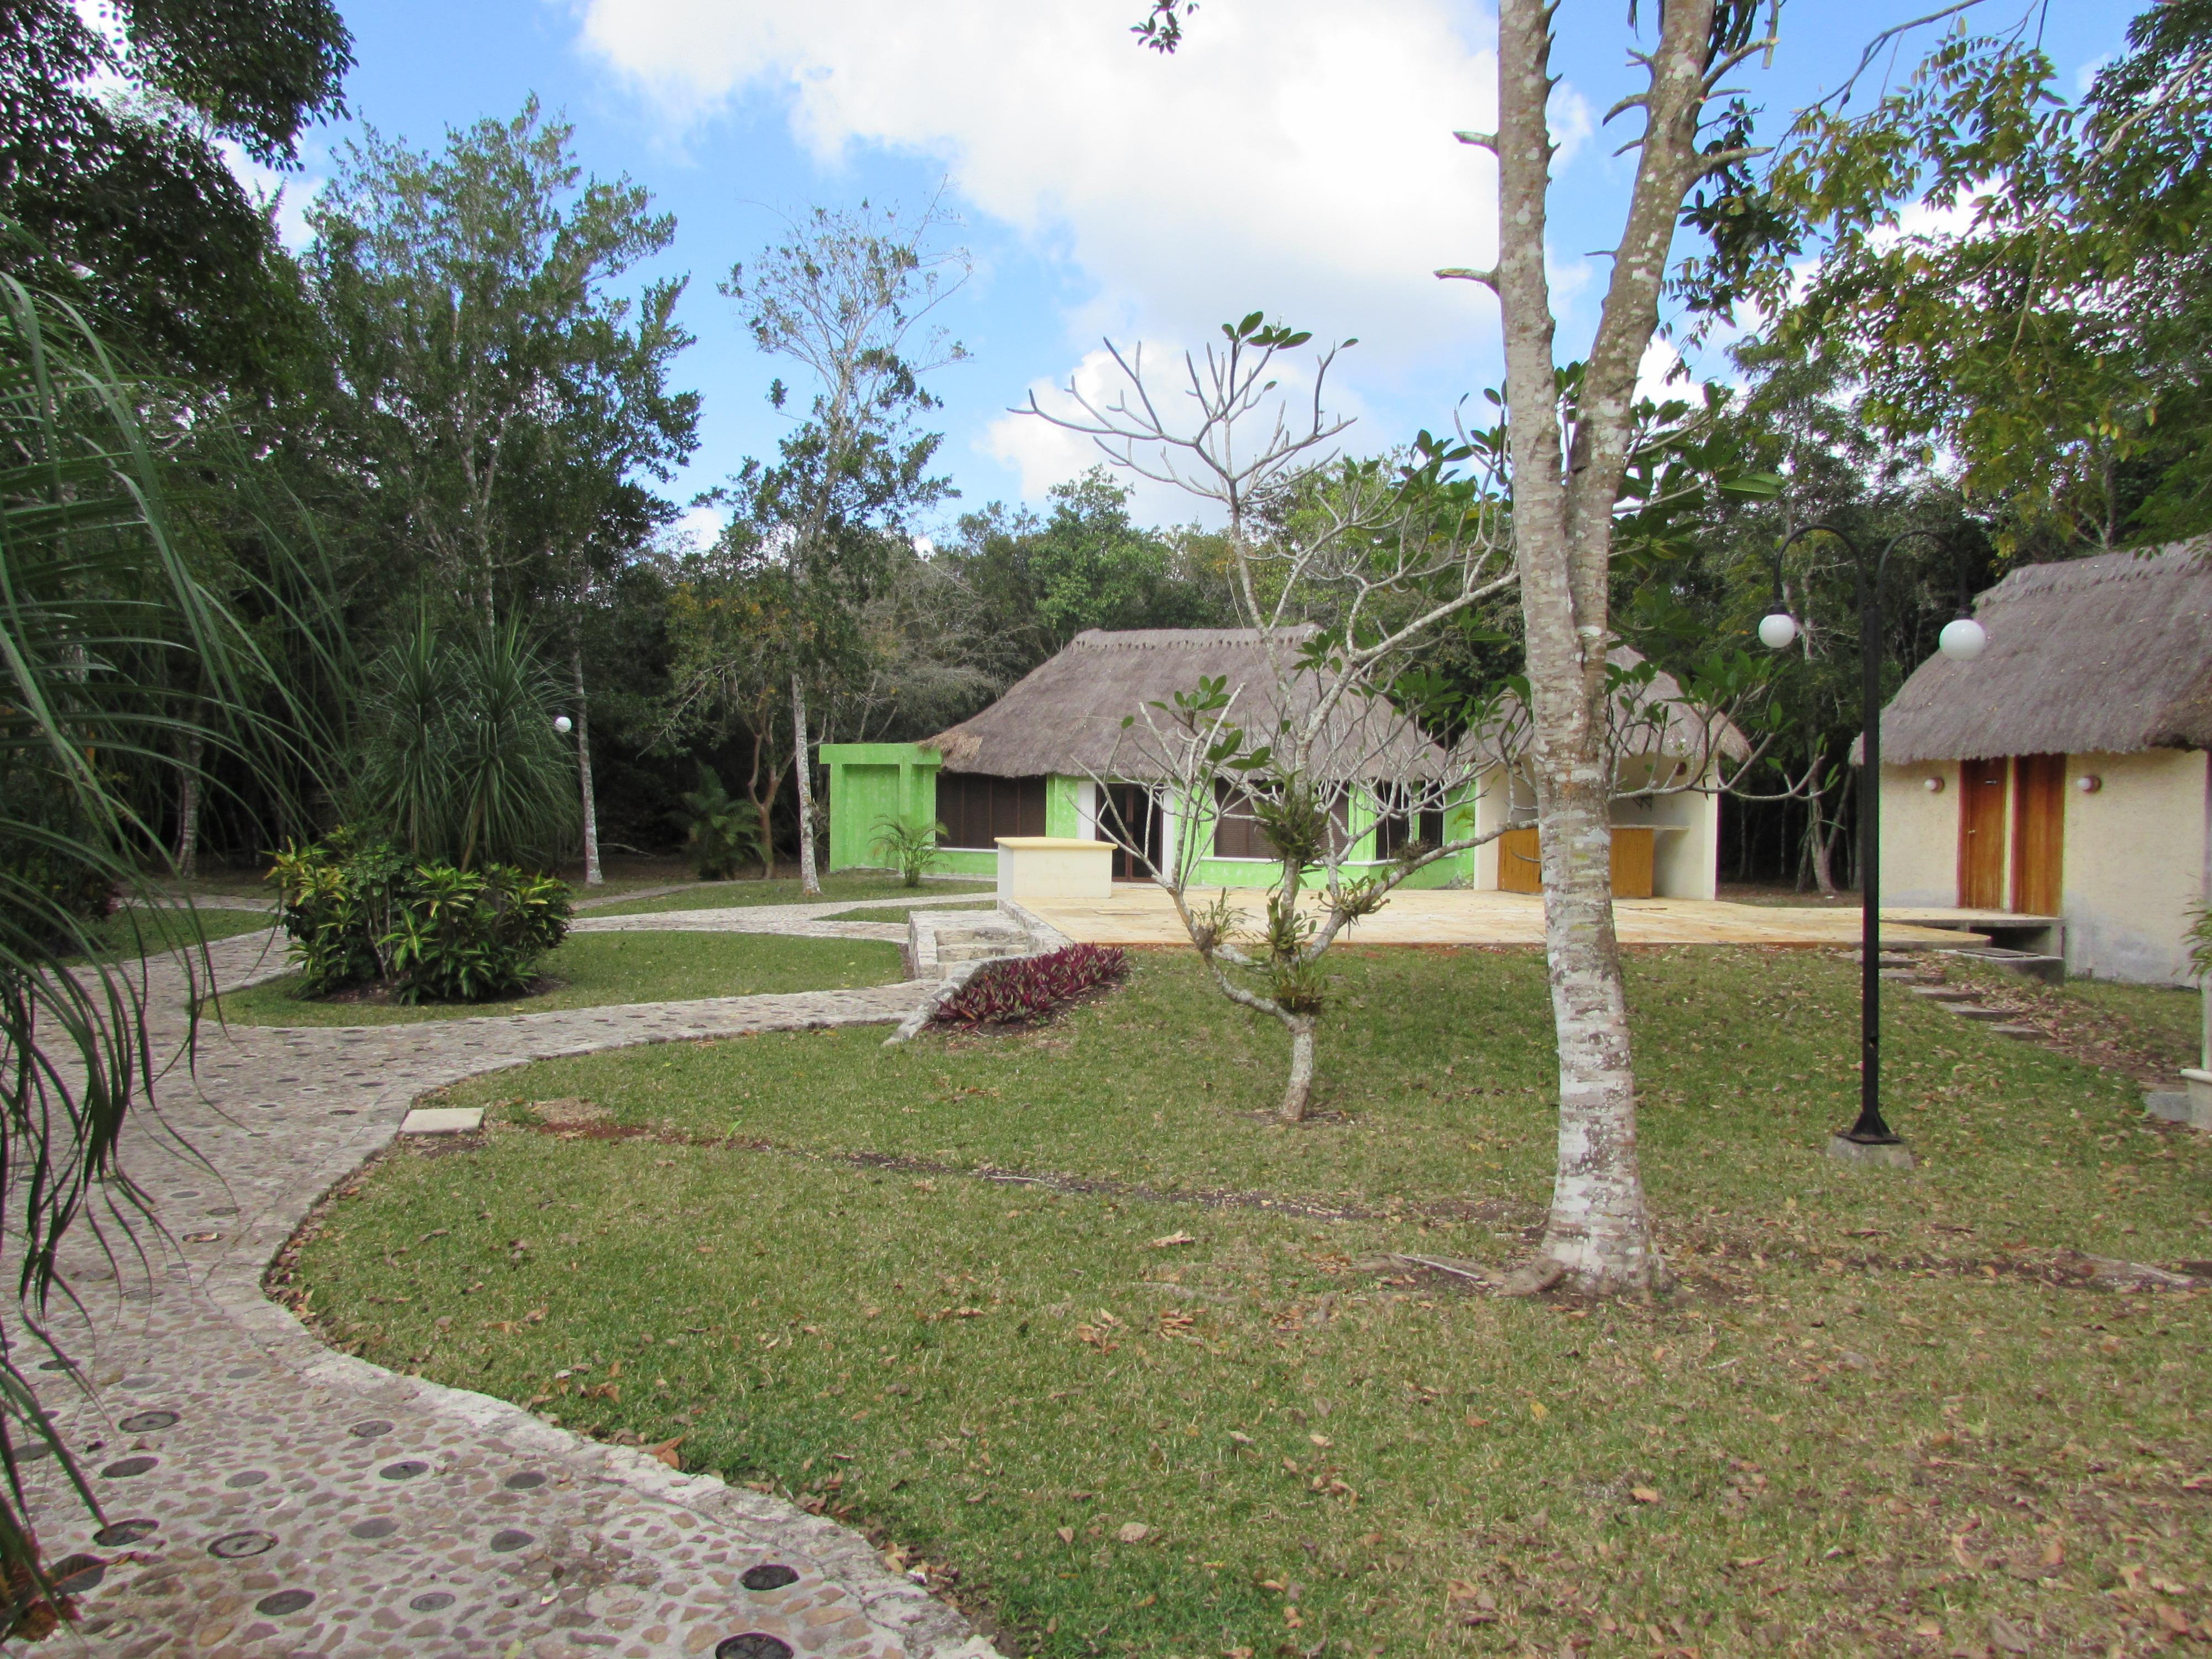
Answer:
xmin=995 ymin=837 xmax=1114 ymax=901
xmin=1883 ymin=751 xmax=2208 ymax=983
xmin=2062 ymin=748 xmax=2208 ymax=985
xmin=1879 ymin=760 xmax=1963 ymax=907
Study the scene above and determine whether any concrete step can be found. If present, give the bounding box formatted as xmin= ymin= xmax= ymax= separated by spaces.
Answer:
xmin=1946 ymin=946 xmax=2067 ymax=985
xmin=1910 ymin=985 xmax=1974 ymax=1003
xmin=1949 ymin=1005 xmax=2010 ymax=1021
xmin=1989 ymin=1023 xmax=2044 ymax=1040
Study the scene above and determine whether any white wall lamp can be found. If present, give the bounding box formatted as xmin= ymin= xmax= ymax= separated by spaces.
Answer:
xmin=1923 ymin=775 xmax=1945 ymax=794
xmin=2076 ymin=774 xmax=2102 ymax=794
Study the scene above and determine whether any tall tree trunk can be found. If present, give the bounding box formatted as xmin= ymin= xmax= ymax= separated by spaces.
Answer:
xmin=570 ymin=643 xmax=603 ymax=886
xmin=1490 ymin=0 xmax=1712 ymax=1294
xmin=790 ymin=670 xmax=821 ymax=896
xmin=175 ymin=731 xmax=203 ymax=878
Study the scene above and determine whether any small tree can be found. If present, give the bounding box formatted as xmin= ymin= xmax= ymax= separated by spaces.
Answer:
xmin=873 ymin=816 xmax=947 ymax=888
xmin=1031 ymin=317 xmax=1518 ymax=1119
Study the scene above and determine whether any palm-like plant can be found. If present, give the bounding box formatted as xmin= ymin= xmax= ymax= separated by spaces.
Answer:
xmin=871 ymin=815 xmax=947 ymax=888
xmin=347 ymin=609 xmax=573 ymax=870
xmin=0 ymin=267 xmax=330 ymax=1631
xmin=679 ymin=766 xmax=763 ymax=880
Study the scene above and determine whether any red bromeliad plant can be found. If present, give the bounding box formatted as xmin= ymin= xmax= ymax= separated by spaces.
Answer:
xmin=933 ymin=945 xmax=1128 ymax=1027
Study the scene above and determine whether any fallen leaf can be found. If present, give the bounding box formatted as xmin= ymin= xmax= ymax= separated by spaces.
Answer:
xmin=645 ymin=1436 xmax=684 ymax=1469
xmin=1528 ymin=1401 xmax=1548 ymax=1421
xmin=1308 ymin=1433 xmax=1332 ymax=1448
xmin=1055 ymin=1527 xmax=1074 ymax=1546
xmin=523 ymin=1307 xmax=547 ymax=1324
xmin=1630 ymin=1486 xmax=1660 ymax=1505
xmin=1229 ymin=1431 xmax=1253 ymax=1445
xmin=1150 ymin=1232 xmax=1196 ymax=1249
xmin=1988 ymin=1613 xmax=2032 ymax=1654
xmin=2155 ymin=1602 xmax=2192 ymax=1635
xmin=1464 ymin=1412 xmax=1490 ymax=1428
xmin=2040 ymin=1540 xmax=2065 ymax=1569
xmin=1117 ymin=1522 xmax=1151 ymax=1545
xmin=1913 ymin=1620 xmax=1941 ymax=1639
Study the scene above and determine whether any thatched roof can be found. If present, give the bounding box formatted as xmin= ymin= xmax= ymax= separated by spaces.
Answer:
xmin=1877 ymin=542 xmax=2212 ymax=765
xmin=1475 ymin=646 xmax=1754 ymax=768
xmin=924 ymin=628 xmax=1450 ymax=781
xmin=923 ymin=628 xmax=1749 ymax=781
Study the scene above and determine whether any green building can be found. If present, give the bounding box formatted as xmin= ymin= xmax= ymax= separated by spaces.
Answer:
xmin=822 ymin=627 xmax=1486 ymax=889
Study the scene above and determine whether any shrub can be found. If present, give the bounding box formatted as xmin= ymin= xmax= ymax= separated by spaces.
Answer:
xmin=933 ymin=944 xmax=1128 ymax=1027
xmin=872 ymin=815 xmax=947 ymax=888
xmin=680 ymin=766 xmax=761 ymax=880
xmin=268 ymin=829 xmax=572 ymax=1004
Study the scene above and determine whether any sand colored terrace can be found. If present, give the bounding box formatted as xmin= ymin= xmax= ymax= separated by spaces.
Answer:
xmin=1021 ymin=884 xmax=2003 ymax=949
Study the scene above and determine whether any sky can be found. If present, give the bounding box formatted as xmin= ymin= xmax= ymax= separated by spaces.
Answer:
xmin=264 ymin=1 xmax=2128 ymax=545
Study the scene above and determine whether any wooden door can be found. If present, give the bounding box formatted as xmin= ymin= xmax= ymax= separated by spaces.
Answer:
xmin=2010 ymin=753 xmax=2066 ymax=916
xmin=1957 ymin=757 xmax=2009 ymax=909
xmin=1610 ymin=827 xmax=1655 ymax=899
xmin=1498 ymin=826 xmax=1542 ymax=893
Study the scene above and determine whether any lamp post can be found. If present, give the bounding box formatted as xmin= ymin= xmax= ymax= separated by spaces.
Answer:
xmin=1761 ymin=525 xmax=1986 ymax=1167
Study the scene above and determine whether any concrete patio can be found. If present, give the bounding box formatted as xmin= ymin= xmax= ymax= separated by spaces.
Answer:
xmin=1019 ymin=885 xmax=2013 ymax=949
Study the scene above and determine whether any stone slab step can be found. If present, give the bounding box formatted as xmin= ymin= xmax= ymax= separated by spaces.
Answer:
xmin=1989 ymin=1023 xmax=2044 ymax=1040
xmin=1949 ymin=1005 xmax=2010 ymax=1021
xmin=1910 ymin=985 xmax=1974 ymax=1003
xmin=399 ymin=1105 xmax=484 ymax=1134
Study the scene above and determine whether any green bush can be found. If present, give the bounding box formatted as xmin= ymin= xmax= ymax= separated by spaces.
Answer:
xmin=871 ymin=815 xmax=947 ymax=888
xmin=268 ymin=828 xmax=572 ymax=1004
xmin=679 ymin=766 xmax=763 ymax=880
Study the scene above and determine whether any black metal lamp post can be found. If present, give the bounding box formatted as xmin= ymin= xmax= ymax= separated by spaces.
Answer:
xmin=1760 ymin=525 xmax=1986 ymax=1163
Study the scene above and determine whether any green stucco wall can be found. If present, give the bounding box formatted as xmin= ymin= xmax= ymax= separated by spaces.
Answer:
xmin=822 ymin=748 xmax=1481 ymax=889
xmin=820 ymin=743 xmax=941 ymax=872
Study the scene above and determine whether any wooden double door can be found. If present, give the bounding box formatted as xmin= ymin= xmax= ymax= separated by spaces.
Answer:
xmin=1957 ymin=754 xmax=2064 ymax=914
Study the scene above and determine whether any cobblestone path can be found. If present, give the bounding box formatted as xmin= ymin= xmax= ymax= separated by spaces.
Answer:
xmin=17 ymin=923 xmax=999 ymax=1659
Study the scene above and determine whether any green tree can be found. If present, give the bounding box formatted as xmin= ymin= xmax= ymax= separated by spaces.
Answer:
xmin=1697 ymin=1 xmax=2212 ymax=554
xmin=941 ymin=468 xmax=1229 ymax=676
xmin=308 ymin=98 xmax=694 ymax=619
xmin=0 ymin=1 xmax=349 ymax=387
xmin=722 ymin=201 xmax=968 ymax=895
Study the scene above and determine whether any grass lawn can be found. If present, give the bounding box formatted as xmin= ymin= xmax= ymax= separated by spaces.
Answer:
xmin=215 ymin=931 xmax=905 ymax=1026
xmin=291 ymin=947 xmax=2212 ymax=1656
xmin=591 ymin=873 xmax=993 ymax=917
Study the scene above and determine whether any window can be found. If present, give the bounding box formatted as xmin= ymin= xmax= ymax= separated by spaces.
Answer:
xmin=935 ymin=773 xmax=1047 ymax=848
xmin=1371 ymin=783 xmax=1445 ymax=859
xmin=1214 ymin=778 xmax=1279 ymax=861
xmin=1213 ymin=779 xmax=1353 ymax=860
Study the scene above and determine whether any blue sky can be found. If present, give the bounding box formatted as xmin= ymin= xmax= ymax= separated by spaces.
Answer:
xmin=269 ymin=1 xmax=2126 ymax=542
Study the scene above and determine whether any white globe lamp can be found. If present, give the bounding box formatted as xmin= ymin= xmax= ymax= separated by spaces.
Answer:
xmin=553 ymin=715 xmax=573 ymax=735
xmin=1937 ymin=617 xmax=1987 ymax=661
xmin=1757 ymin=612 xmax=1799 ymax=651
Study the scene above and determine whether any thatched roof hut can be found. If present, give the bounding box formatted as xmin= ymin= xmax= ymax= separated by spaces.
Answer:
xmin=922 ymin=627 xmax=1447 ymax=781
xmin=1880 ymin=543 xmax=2212 ymax=765
xmin=922 ymin=627 xmax=1747 ymax=780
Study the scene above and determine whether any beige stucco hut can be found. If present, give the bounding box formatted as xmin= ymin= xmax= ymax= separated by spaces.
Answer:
xmin=1876 ymin=544 xmax=2212 ymax=984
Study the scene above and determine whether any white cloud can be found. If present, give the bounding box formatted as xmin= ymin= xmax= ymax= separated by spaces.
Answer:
xmin=219 ymin=141 xmax=324 ymax=252
xmin=671 ymin=503 xmax=727 ymax=551
xmin=576 ymin=0 xmax=1504 ymax=381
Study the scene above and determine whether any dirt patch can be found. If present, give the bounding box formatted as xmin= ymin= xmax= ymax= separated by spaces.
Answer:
xmin=525 ymin=1095 xmax=612 ymax=1131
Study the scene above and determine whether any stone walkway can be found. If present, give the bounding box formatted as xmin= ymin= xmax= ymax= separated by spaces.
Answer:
xmin=16 ymin=914 xmax=1001 ymax=1659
